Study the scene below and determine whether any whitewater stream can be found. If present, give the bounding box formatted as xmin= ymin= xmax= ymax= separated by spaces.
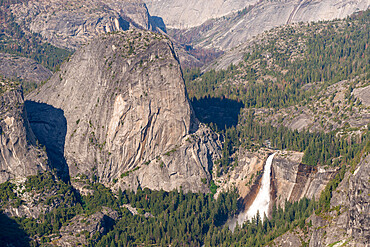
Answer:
xmin=228 ymin=153 xmax=276 ymax=231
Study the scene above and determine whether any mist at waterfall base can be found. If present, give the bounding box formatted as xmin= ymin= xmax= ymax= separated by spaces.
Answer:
xmin=228 ymin=153 xmax=276 ymax=231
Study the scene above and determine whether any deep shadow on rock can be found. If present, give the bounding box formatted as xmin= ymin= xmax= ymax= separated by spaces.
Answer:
xmin=191 ymin=97 xmax=244 ymax=131
xmin=151 ymin=16 xmax=167 ymax=32
xmin=25 ymin=100 xmax=69 ymax=180
xmin=0 ymin=212 xmax=30 ymax=247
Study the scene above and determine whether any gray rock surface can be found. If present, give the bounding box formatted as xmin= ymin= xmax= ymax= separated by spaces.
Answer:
xmin=171 ymin=0 xmax=369 ymax=51
xmin=353 ymin=85 xmax=370 ymax=106
xmin=347 ymin=155 xmax=370 ymax=244
xmin=271 ymin=155 xmax=370 ymax=247
xmin=0 ymin=80 xmax=48 ymax=184
xmin=145 ymin=0 xmax=258 ymax=28
xmin=308 ymin=156 xmax=370 ymax=247
xmin=3 ymin=175 xmax=75 ymax=219
xmin=0 ymin=53 xmax=52 ymax=85
xmin=115 ymin=125 xmax=221 ymax=193
xmin=11 ymin=0 xmax=157 ymax=50
xmin=270 ymin=231 xmax=302 ymax=247
xmin=54 ymin=207 xmax=118 ymax=246
xmin=27 ymin=30 xmax=221 ymax=193
xmin=272 ymin=155 xmax=337 ymax=207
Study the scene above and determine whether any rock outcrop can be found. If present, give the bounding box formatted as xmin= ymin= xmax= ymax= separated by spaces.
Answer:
xmin=0 ymin=80 xmax=48 ymax=184
xmin=0 ymin=53 xmax=52 ymax=86
xmin=11 ymin=0 xmax=159 ymax=50
xmin=272 ymin=152 xmax=337 ymax=208
xmin=54 ymin=207 xmax=118 ymax=246
xmin=215 ymin=148 xmax=269 ymax=200
xmin=347 ymin=155 xmax=369 ymax=244
xmin=171 ymin=0 xmax=369 ymax=51
xmin=145 ymin=0 xmax=257 ymax=29
xmin=253 ymin=79 xmax=370 ymax=134
xmin=218 ymin=150 xmax=336 ymax=222
xmin=271 ymin=155 xmax=370 ymax=247
xmin=2 ymin=174 xmax=75 ymax=219
xmin=353 ymin=84 xmax=370 ymax=107
xmin=27 ymin=30 xmax=221 ymax=192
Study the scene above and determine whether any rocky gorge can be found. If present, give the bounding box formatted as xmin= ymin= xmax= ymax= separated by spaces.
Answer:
xmin=218 ymin=150 xmax=338 ymax=225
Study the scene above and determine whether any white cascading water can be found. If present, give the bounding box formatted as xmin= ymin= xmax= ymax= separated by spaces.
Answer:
xmin=228 ymin=153 xmax=276 ymax=231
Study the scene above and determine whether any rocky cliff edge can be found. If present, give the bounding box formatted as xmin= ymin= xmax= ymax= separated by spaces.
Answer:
xmin=27 ymin=30 xmax=221 ymax=193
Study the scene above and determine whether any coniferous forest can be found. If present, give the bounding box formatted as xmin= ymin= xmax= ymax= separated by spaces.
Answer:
xmin=0 ymin=4 xmax=369 ymax=247
xmin=1 ymin=172 xmax=320 ymax=246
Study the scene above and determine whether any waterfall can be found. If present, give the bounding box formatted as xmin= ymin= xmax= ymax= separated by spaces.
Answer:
xmin=228 ymin=153 xmax=276 ymax=231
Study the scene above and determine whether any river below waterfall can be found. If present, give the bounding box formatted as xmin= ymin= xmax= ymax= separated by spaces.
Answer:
xmin=228 ymin=153 xmax=276 ymax=231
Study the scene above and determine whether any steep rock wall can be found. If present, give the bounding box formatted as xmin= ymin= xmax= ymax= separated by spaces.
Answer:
xmin=27 ymin=30 xmax=221 ymax=192
xmin=172 ymin=0 xmax=369 ymax=51
xmin=0 ymin=81 xmax=48 ymax=183
xmin=272 ymin=152 xmax=337 ymax=207
xmin=272 ymin=155 xmax=369 ymax=246
xmin=11 ymin=0 xmax=157 ymax=50
xmin=145 ymin=0 xmax=257 ymax=29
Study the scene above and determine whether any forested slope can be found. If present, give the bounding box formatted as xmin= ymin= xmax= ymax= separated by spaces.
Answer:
xmin=186 ymin=10 xmax=370 ymax=174
xmin=0 ymin=5 xmax=368 ymax=247
xmin=186 ymin=10 xmax=369 ymax=109
xmin=0 ymin=0 xmax=71 ymax=71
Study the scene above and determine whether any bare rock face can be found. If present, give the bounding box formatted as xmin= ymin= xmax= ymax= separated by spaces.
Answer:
xmin=27 ymin=30 xmax=221 ymax=192
xmin=11 ymin=0 xmax=157 ymax=50
xmin=115 ymin=125 xmax=221 ymax=193
xmin=0 ymin=53 xmax=52 ymax=85
xmin=307 ymin=156 xmax=370 ymax=247
xmin=353 ymin=85 xmax=370 ymax=106
xmin=54 ymin=207 xmax=118 ymax=246
xmin=171 ymin=0 xmax=369 ymax=51
xmin=271 ymin=231 xmax=302 ymax=247
xmin=145 ymin=0 xmax=258 ymax=29
xmin=347 ymin=155 xmax=370 ymax=244
xmin=215 ymin=148 xmax=269 ymax=199
xmin=271 ymin=152 xmax=337 ymax=207
xmin=271 ymin=155 xmax=370 ymax=247
xmin=0 ymin=80 xmax=48 ymax=184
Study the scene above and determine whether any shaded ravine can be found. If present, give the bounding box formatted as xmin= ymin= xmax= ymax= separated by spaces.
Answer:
xmin=228 ymin=153 xmax=276 ymax=231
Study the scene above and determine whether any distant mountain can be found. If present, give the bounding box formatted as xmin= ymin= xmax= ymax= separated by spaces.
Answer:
xmin=9 ymin=0 xmax=158 ymax=50
xmin=168 ymin=0 xmax=369 ymax=51
xmin=145 ymin=0 xmax=258 ymax=28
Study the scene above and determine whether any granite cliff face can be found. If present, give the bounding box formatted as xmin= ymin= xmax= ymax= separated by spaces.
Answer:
xmin=11 ymin=0 xmax=158 ymax=50
xmin=27 ymin=30 xmax=221 ymax=192
xmin=169 ymin=0 xmax=369 ymax=51
xmin=0 ymin=53 xmax=52 ymax=86
xmin=216 ymin=150 xmax=336 ymax=217
xmin=271 ymin=155 xmax=370 ymax=247
xmin=272 ymin=153 xmax=337 ymax=208
xmin=0 ymin=80 xmax=48 ymax=184
xmin=145 ymin=0 xmax=257 ymax=29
